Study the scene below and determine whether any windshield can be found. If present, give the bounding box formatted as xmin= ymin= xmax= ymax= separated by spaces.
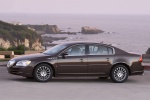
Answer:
xmin=43 ymin=44 xmax=67 ymax=55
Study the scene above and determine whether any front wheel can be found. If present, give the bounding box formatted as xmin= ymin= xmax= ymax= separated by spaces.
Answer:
xmin=34 ymin=64 xmax=53 ymax=82
xmin=110 ymin=65 xmax=129 ymax=83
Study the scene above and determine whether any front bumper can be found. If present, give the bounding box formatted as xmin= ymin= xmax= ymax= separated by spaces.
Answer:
xmin=7 ymin=66 xmax=33 ymax=77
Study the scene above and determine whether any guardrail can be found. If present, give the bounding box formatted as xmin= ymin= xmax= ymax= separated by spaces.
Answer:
xmin=0 ymin=51 xmax=14 ymax=59
xmin=0 ymin=51 xmax=44 ymax=60
xmin=25 ymin=51 xmax=44 ymax=55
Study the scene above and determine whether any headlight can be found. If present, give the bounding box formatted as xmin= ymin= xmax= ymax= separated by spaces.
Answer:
xmin=7 ymin=60 xmax=15 ymax=67
xmin=16 ymin=60 xmax=31 ymax=67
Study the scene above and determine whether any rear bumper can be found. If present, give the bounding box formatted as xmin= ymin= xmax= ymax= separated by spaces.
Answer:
xmin=131 ymin=70 xmax=144 ymax=75
xmin=130 ymin=61 xmax=144 ymax=75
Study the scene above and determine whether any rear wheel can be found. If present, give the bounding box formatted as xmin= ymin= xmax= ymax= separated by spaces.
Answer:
xmin=34 ymin=64 xmax=53 ymax=82
xmin=110 ymin=65 xmax=129 ymax=83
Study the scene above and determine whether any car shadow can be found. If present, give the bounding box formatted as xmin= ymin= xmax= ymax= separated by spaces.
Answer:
xmin=8 ymin=77 xmax=138 ymax=83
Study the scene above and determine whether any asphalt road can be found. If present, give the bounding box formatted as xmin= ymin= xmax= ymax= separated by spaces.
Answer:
xmin=0 ymin=66 xmax=150 ymax=100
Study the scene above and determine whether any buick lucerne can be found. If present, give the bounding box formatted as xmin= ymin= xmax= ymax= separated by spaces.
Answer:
xmin=7 ymin=42 xmax=144 ymax=83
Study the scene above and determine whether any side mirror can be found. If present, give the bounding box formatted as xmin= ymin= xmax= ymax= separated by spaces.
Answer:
xmin=61 ymin=52 xmax=68 ymax=58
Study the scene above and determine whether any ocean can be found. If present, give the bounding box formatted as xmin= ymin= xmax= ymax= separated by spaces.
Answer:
xmin=0 ymin=13 xmax=150 ymax=54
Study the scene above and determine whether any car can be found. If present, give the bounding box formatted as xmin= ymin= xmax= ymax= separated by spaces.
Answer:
xmin=7 ymin=42 xmax=144 ymax=83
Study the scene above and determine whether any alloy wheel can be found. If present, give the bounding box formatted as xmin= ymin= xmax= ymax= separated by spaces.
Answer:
xmin=34 ymin=64 xmax=53 ymax=82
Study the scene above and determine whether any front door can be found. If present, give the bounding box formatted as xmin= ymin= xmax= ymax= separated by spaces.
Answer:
xmin=57 ymin=44 xmax=88 ymax=74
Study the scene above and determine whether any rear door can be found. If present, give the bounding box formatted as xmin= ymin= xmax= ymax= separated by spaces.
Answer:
xmin=87 ymin=44 xmax=114 ymax=75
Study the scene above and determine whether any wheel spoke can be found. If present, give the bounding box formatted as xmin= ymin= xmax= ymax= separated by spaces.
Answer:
xmin=36 ymin=65 xmax=51 ymax=81
xmin=113 ymin=67 xmax=127 ymax=82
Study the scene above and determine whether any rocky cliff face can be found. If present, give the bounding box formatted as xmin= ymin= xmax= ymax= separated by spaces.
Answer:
xmin=0 ymin=38 xmax=10 ymax=49
xmin=0 ymin=20 xmax=42 ymax=51
xmin=81 ymin=26 xmax=104 ymax=34
xmin=0 ymin=38 xmax=42 ymax=51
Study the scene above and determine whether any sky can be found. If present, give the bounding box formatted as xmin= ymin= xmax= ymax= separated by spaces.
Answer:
xmin=0 ymin=0 xmax=150 ymax=15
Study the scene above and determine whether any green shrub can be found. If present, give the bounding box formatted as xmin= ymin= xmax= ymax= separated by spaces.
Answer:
xmin=7 ymin=45 xmax=25 ymax=55
xmin=0 ymin=47 xmax=6 ymax=51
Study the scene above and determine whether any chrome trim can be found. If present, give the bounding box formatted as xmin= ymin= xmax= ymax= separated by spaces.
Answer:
xmin=58 ymin=43 xmax=116 ymax=57
xmin=59 ymin=65 xmax=87 ymax=67
xmin=89 ymin=64 xmax=108 ymax=66
xmin=57 ymin=73 xmax=105 ymax=75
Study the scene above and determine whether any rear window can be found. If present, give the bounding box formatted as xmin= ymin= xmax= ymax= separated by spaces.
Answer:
xmin=89 ymin=45 xmax=113 ymax=55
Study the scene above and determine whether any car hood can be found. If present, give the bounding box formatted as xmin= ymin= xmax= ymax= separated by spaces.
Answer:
xmin=11 ymin=53 xmax=51 ymax=61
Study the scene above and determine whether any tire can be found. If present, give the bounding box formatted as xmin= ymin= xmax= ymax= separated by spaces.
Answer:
xmin=99 ymin=77 xmax=108 ymax=79
xmin=34 ymin=64 xmax=53 ymax=82
xmin=110 ymin=65 xmax=129 ymax=83
xmin=26 ymin=77 xmax=33 ymax=79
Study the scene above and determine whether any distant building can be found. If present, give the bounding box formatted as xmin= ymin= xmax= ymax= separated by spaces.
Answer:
xmin=27 ymin=27 xmax=36 ymax=31
xmin=10 ymin=21 xmax=22 ymax=25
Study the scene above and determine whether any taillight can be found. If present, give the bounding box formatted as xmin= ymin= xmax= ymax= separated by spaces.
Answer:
xmin=139 ymin=56 xmax=142 ymax=62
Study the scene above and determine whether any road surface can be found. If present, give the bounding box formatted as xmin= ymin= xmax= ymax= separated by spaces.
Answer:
xmin=0 ymin=66 xmax=150 ymax=100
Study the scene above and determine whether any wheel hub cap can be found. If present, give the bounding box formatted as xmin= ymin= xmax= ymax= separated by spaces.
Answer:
xmin=117 ymin=71 xmax=123 ymax=77
xmin=114 ymin=67 xmax=127 ymax=81
xmin=40 ymin=70 xmax=47 ymax=77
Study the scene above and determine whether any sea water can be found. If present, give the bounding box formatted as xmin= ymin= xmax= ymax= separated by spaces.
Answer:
xmin=0 ymin=14 xmax=150 ymax=54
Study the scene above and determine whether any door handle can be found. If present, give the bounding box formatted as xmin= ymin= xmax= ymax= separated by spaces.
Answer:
xmin=106 ymin=58 xmax=109 ymax=61
xmin=80 ymin=58 xmax=83 ymax=62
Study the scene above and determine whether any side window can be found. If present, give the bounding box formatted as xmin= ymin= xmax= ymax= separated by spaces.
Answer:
xmin=89 ymin=45 xmax=113 ymax=55
xmin=65 ymin=45 xmax=85 ymax=56
xmin=108 ymin=47 xmax=113 ymax=54
xmin=89 ymin=45 xmax=98 ymax=54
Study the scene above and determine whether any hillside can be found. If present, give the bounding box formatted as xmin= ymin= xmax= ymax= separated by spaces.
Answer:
xmin=0 ymin=20 xmax=42 ymax=50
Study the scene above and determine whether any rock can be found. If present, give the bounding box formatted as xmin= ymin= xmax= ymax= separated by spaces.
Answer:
xmin=26 ymin=24 xmax=60 ymax=34
xmin=0 ymin=38 xmax=10 ymax=49
xmin=81 ymin=26 xmax=104 ymax=34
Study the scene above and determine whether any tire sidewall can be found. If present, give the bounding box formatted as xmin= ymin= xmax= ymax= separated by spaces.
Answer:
xmin=34 ymin=64 xmax=53 ymax=82
xmin=110 ymin=65 xmax=129 ymax=83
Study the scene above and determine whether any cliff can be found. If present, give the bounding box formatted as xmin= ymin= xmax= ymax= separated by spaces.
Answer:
xmin=0 ymin=20 xmax=42 ymax=51
xmin=81 ymin=26 xmax=104 ymax=34
xmin=25 ymin=24 xmax=60 ymax=34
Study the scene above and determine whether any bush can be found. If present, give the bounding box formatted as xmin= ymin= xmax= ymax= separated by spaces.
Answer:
xmin=7 ymin=45 xmax=25 ymax=55
xmin=0 ymin=47 xmax=6 ymax=51
xmin=0 ymin=45 xmax=31 ymax=55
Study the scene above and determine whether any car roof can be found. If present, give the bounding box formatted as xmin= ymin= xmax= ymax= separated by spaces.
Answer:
xmin=62 ymin=42 xmax=112 ymax=47
xmin=61 ymin=42 xmax=128 ymax=54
